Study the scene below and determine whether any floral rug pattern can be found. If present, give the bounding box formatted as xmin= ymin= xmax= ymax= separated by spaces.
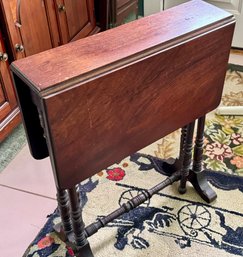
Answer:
xmin=204 ymin=115 xmax=243 ymax=175
xmin=24 ymin=64 xmax=243 ymax=257
xmin=202 ymin=64 xmax=243 ymax=175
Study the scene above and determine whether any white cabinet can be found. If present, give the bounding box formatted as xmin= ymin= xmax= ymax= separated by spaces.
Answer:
xmin=206 ymin=0 xmax=243 ymax=48
xmin=144 ymin=0 xmax=243 ymax=48
xmin=143 ymin=0 xmax=163 ymax=16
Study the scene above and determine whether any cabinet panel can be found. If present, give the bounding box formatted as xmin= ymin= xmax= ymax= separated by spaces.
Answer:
xmin=0 ymin=35 xmax=16 ymax=109
xmin=1 ymin=0 xmax=54 ymax=58
xmin=0 ymin=83 xmax=5 ymax=105
xmin=55 ymin=0 xmax=97 ymax=43
xmin=1 ymin=0 xmax=98 ymax=56
xmin=45 ymin=0 xmax=61 ymax=47
xmin=0 ymin=30 xmax=20 ymax=141
xmin=65 ymin=0 xmax=89 ymax=38
xmin=0 ymin=102 xmax=11 ymax=122
xmin=117 ymin=0 xmax=133 ymax=8
xmin=17 ymin=0 xmax=53 ymax=56
xmin=0 ymin=0 xmax=25 ymax=60
xmin=110 ymin=0 xmax=138 ymax=27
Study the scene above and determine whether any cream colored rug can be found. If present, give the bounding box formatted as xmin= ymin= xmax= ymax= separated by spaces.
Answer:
xmin=24 ymin=64 xmax=243 ymax=257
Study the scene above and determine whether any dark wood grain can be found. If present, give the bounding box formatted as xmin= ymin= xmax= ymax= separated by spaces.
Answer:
xmin=12 ymin=0 xmax=234 ymax=92
xmin=11 ymin=0 xmax=235 ymax=189
xmin=47 ymin=24 xmax=234 ymax=189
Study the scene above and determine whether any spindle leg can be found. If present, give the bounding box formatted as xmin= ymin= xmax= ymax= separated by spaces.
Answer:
xmin=178 ymin=121 xmax=195 ymax=194
xmin=189 ymin=116 xmax=217 ymax=203
xmin=179 ymin=125 xmax=188 ymax=162
xmin=56 ymin=188 xmax=72 ymax=239
xmin=68 ymin=185 xmax=94 ymax=257
xmin=193 ymin=116 xmax=205 ymax=173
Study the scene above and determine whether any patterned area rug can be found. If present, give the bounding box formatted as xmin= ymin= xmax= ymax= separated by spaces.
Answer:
xmin=0 ymin=124 xmax=26 ymax=173
xmin=24 ymin=64 xmax=243 ymax=257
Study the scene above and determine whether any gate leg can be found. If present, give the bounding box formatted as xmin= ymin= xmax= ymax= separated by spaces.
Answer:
xmin=56 ymin=187 xmax=72 ymax=239
xmin=178 ymin=121 xmax=195 ymax=194
xmin=189 ymin=116 xmax=217 ymax=203
xmin=68 ymin=185 xmax=94 ymax=257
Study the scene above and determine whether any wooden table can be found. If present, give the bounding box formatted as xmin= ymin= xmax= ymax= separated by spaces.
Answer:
xmin=11 ymin=1 xmax=235 ymax=256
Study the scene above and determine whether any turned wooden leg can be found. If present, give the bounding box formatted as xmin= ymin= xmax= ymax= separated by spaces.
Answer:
xmin=68 ymin=185 xmax=87 ymax=247
xmin=56 ymin=188 xmax=72 ymax=238
xmin=192 ymin=116 xmax=205 ymax=173
xmin=189 ymin=116 xmax=217 ymax=203
xmin=67 ymin=185 xmax=94 ymax=257
xmin=179 ymin=125 xmax=188 ymax=162
xmin=151 ymin=125 xmax=188 ymax=175
xmin=178 ymin=121 xmax=195 ymax=194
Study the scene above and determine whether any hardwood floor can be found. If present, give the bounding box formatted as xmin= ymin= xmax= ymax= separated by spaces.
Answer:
xmin=231 ymin=48 xmax=243 ymax=55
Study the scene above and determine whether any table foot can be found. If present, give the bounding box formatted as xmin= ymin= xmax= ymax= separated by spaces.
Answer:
xmin=141 ymin=155 xmax=217 ymax=203
xmin=54 ymin=223 xmax=94 ymax=256
xmin=178 ymin=186 xmax=187 ymax=194
xmin=53 ymin=222 xmax=68 ymax=242
xmin=75 ymin=243 xmax=94 ymax=257
xmin=188 ymin=170 xmax=217 ymax=203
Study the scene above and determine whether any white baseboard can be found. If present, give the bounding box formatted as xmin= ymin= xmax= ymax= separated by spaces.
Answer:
xmin=216 ymin=106 xmax=243 ymax=116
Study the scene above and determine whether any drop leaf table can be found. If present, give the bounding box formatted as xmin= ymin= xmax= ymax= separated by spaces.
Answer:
xmin=11 ymin=1 xmax=235 ymax=256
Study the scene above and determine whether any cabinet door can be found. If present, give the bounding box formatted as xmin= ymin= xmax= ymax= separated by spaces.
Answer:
xmin=16 ymin=0 xmax=53 ymax=56
xmin=55 ymin=0 xmax=97 ymax=43
xmin=0 ymin=32 xmax=20 ymax=141
xmin=111 ymin=0 xmax=138 ymax=27
xmin=1 ymin=0 xmax=54 ymax=58
xmin=0 ymin=36 xmax=17 ymax=120
xmin=0 ymin=0 xmax=25 ymax=60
